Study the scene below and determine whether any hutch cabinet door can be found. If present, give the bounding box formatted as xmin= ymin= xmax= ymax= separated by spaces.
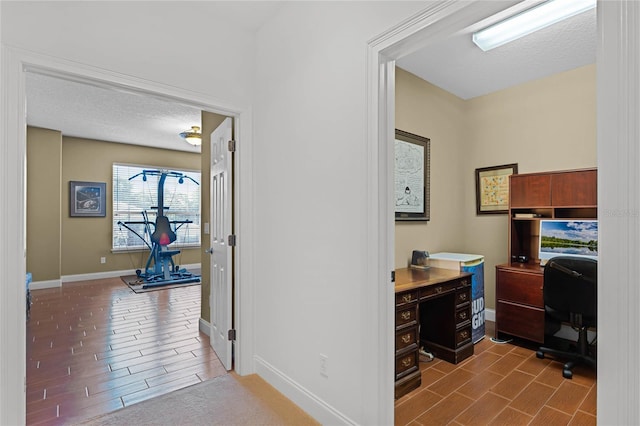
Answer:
xmin=551 ymin=170 xmax=597 ymax=207
xmin=510 ymin=174 xmax=551 ymax=207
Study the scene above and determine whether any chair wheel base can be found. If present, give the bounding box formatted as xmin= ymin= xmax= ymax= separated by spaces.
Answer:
xmin=562 ymin=369 xmax=573 ymax=379
xmin=536 ymin=350 xmax=545 ymax=359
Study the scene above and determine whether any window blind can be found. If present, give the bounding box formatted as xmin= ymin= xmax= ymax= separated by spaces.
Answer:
xmin=112 ymin=164 xmax=201 ymax=250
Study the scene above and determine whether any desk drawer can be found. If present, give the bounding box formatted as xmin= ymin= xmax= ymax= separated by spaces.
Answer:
xmin=456 ymin=290 xmax=470 ymax=306
xmin=496 ymin=300 xmax=545 ymax=342
xmin=420 ymin=280 xmax=457 ymax=300
xmin=456 ymin=307 xmax=471 ymax=326
xmin=395 ymin=350 xmax=419 ymax=379
xmin=395 ymin=305 xmax=418 ymax=329
xmin=496 ymin=270 xmax=543 ymax=307
xmin=455 ymin=327 xmax=472 ymax=347
xmin=395 ymin=326 xmax=418 ymax=353
xmin=396 ymin=290 xmax=418 ymax=307
xmin=458 ymin=277 xmax=471 ymax=288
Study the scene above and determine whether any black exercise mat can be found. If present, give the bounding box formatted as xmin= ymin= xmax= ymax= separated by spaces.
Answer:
xmin=121 ymin=270 xmax=201 ymax=293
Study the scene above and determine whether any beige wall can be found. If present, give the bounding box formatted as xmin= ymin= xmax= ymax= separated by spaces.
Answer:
xmin=396 ymin=64 xmax=597 ymax=310
xmin=395 ymin=68 xmax=467 ymax=268
xmin=27 ymin=128 xmax=202 ymax=279
xmin=199 ymin=111 xmax=229 ymax=322
xmin=27 ymin=127 xmax=63 ymax=282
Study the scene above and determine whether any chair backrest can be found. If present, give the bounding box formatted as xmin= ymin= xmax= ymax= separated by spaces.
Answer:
xmin=151 ymin=216 xmax=176 ymax=246
xmin=543 ymin=256 xmax=597 ymax=321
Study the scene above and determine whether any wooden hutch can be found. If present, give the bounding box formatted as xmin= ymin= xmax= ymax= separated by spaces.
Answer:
xmin=495 ymin=168 xmax=597 ymax=343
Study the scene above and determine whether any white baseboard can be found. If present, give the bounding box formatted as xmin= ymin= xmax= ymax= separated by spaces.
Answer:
xmin=29 ymin=279 xmax=62 ymax=290
xmin=60 ymin=263 xmax=201 ymax=283
xmin=199 ymin=318 xmax=211 ymax=336
xmin=485 ymin=308 xmax=495 ymax=322
xmin=254 ymin=356 xmax=353 ymax=425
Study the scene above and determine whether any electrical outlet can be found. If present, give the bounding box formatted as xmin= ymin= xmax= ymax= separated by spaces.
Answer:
xmin=320 ymin=354 xmax=328 ymax=378
xmin=100 ymin=257 xmax=106 ymax=264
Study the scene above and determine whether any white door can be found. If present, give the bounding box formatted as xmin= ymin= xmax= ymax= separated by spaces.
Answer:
xmin=209 ymin=117 xmax=233 ymax=370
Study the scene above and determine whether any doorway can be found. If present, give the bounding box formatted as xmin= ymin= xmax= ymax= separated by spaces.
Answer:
xmin=371 ymin=2 xmax=639 ymax=425
xmin=16 ymin=56 xmax=246 ymax=423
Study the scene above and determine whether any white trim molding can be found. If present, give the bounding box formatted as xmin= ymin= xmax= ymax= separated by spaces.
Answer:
xmin=365 ymin=2 xmax=502 ymax=424
xmin=198 ymin=318 xmax=211 ymax=337
xmin=0 ymin=44 xmax=28 ymax=426
xmin=28 ymin=264 xmax=203 ymax=289
xmin=484 ymin=308 xmax=496 ymax=323
xmin=29 ymin=279 xmax=62 ymax=290
xmin=596 ymin=1 xmax=640 ymax=424
xmin=254 ymin=356 xmax=355 ymax=426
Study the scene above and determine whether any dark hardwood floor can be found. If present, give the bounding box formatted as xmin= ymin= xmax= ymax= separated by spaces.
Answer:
xmin=395 ymin=321 xmax=597 ymax=425
xmin=26 ymin=277 xmax=226 ymax=425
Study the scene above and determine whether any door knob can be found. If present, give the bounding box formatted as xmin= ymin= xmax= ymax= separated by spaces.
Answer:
xmin=205 ymin=248 xmax=214 ymax=254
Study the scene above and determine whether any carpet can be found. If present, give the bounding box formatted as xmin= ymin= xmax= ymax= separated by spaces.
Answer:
xmin=77 ymin=373 xmax=319 ymax=426
xmin=121 ymin=269 xmax=201 ymax=293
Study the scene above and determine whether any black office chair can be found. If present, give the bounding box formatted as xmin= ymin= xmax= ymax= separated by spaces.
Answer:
xmin=536 ymin=256 xmax=597 ymax=379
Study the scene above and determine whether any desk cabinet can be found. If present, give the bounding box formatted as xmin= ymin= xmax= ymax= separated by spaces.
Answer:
xmin=394 ymin=290 xmax=421 ymax=399
xmin=394 ymin=268 xmax=473 ymax=399
xmin=495 ymin=264 xmax=544 ymax=343
xmin=496 ymin=168 xmax=597 ymax=343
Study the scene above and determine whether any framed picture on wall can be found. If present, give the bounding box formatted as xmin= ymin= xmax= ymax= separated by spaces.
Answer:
xmin=69 ymin=181 xmax=107 ymax=217
xmin=395 ymin=129 xmax=430 ymax=221
xmin=475 ymin=163 xmax=518 ymax=214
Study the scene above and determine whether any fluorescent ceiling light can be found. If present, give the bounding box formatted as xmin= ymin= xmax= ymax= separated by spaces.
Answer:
xmin=472 ymin=0 xmax=596 ymax=51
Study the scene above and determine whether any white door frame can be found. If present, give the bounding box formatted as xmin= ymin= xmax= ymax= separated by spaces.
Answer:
xmin=0 ymin=46 xmax=255 ymax=425
xmin=366 ymin=1 xmax=639 ymax=425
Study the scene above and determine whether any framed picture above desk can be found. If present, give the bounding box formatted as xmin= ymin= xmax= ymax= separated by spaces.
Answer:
xmin=394 ymin=129 xmax=430 ymax=221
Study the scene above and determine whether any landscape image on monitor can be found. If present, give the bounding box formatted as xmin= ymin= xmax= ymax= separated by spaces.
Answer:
xmin=539 ymin=220 xmax=598 ymax=260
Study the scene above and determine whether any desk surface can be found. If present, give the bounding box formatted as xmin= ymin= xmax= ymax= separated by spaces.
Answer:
xmin=395 ymin=267 xmax=471 ymax=293
xmin=496 ymin=262 xmax=544 ymax=274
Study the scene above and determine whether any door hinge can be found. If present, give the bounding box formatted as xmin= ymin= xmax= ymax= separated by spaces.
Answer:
xmin=228 ymin=139 xmax=236 ymax=152
xmin=391 ymin=270 xmax=395 ymax=283
xmin=228 ymin=234 xmax=237 ymax=246
xmin=228 ymin=329 xmax=236 ymax=341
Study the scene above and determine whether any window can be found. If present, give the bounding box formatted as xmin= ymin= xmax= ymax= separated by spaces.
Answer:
xmin=112 ymin=164 xmax=201 ymax=250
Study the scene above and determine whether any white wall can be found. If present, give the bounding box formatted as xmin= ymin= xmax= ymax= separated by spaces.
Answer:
xmin=1 ymin=2 xmax=426 ymax=425
xmin=252 ymin=2 xmax=425 ymax=424
xmin=1 ymin=2 xmax=255 ymax=105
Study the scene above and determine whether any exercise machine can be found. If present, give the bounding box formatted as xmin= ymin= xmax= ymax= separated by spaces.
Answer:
xmin=117 ymin=169 xmax=201 ymax=289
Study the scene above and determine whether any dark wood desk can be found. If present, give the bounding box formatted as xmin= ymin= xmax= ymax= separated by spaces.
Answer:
xmin=394 ymin=267 xmax=473 ymax=399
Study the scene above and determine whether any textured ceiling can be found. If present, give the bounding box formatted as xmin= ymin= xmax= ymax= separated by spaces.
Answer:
xmin=25 ymin=1 xmax=596 ymax=151
xmin=27 ymin=72 xmax=204 ymax=153
xmin=397 ymin=1 xmax=596 ymax=100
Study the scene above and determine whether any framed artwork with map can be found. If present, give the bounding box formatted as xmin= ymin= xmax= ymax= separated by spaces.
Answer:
xmin=475 ymin=163 xmax=518 ymax=214
xmin=395 ymin=129 xmax=430 ymax=221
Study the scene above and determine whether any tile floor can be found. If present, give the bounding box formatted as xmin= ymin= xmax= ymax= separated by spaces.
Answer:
xmin=394 ymin=322 xmax=596 ymax=425
xmin=26 ymin=277 xmax=226 ymax=425
xmin=27 ymin=278 xmax=596 ymax=425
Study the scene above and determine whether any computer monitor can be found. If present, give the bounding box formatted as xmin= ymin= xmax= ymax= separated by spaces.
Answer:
xmin=539 ymin=219 xmax=598 ymax=263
